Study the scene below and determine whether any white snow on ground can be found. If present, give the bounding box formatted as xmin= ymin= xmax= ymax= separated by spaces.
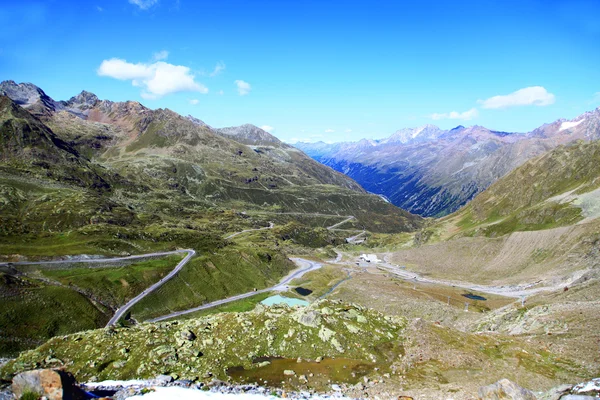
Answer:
xmin=129 ymin=387 xmax=279 ymax=399
xmin=84 ymin=381 xmax=351 ymax=399
xmin=127 ymin=386 xmax=350 ymax=399
xmin=84 ymin=379 xmax=149 ymax=388
xmin=559 ymin=119 xmax=584 ymax=131
xmin=573 ymin=377 xmax=600 ymax=394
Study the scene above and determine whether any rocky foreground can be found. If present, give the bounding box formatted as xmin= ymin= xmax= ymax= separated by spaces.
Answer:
xmin=1 ymin=301 xmax=404 ymax=389
xmin=3 ymin=369 xmax=600 ymax=399
xmin=0 ymin=300 xmax=595 ymax=399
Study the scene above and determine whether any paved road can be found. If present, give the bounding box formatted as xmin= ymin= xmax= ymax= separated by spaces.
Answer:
xmin=0 ymin=251 xmax=189 ymax=267
xmin=346 ymin=230 xmax=366 ymax=243
xmin=147 ymin=258 xmax=322 ymax=323
xmin=326 ymin=216 xmax=355 ymax=230
xmin=225 ymin=213 xmax=357 ymax=239
xmin=224 ymin=222 xmax=274 ymax=240
xmin=3 ymin=213 xmax=356 ymax=327
xmin=106 ymin=249 xmax=195 ymax=326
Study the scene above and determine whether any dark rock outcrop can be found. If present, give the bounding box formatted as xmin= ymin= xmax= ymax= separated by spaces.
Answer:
xmin=12 ymin=369 xmax=87 ymax=400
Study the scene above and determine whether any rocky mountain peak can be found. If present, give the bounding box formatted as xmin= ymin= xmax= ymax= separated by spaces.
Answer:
xmin=216 ymin=123 xmax=284 ymax=146
xmin=383 ymin=124 xmax=443 ymax=144
xmin=67 ymin=90 xmax=99 ymax=108
xmin=186 ymin=115 xmax=212 ymax=129
xmin=0 ymin=80 xmax=59 ymax=112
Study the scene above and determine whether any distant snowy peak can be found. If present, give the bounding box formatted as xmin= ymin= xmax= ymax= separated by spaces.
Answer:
xmin=559 ymin=119 xmax=585 ymax=132
xmin=531 ymin=108 xmax=600 ymax=141
xmin=357 ymin=138 xmax=378 ymax=146
xmin=382 ymin=124 xmax=443 ymax=144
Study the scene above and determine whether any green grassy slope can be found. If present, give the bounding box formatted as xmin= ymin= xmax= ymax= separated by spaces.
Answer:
xmin=445 ymin=140 xmax=600 ymax=238
xmin=0 ymin=272 xmax=109 ymax=356
xmin=39 ymin=255 xmax=183 ymax=309
xmin=0 ymin=91 xmax=421 ymax=358
xmin=130 ymin=245 xmax=295 ymax=321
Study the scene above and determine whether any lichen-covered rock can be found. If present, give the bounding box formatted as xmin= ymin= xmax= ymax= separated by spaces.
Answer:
xmin=344 ymin=322 xmax=360 ymax=333
xmin=179 ymin=330 xmax=197 ymax=341
xmin=295 ymin=310 xmax=322 ymax=328
xmin=0 ymin=300 xmax=405 ymax=385
xmin=330 ymin=337 xmax=344 ymax=353
xmin=318 ymin=326 xmax=335 ymax=342
xmin=320 ymin=307 xmax=333 ymax=315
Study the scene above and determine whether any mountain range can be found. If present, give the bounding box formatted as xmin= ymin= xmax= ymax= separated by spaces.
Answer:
xmin=2 ymin=79 xmax=600 ymax=398
xmin=295 ymin=110 xmax=600 ymax=217
xmin=0 ymin=80 xmax=421 ymax=235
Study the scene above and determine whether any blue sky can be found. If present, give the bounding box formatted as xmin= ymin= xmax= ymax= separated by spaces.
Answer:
xmin=1 ymin=0 xmax=599 ymax=143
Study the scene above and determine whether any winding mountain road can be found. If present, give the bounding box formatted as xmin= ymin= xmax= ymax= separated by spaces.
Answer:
xmin=1 ymin=250 xmax=196 ymax=326
xmin=2 ymin=214 xmax=356 ymax=327
xmin=107 ymin=249 xmax=195 ymax=326
xmin=371 ymin=254 xmax=587 ymax=299
xmin=147 ymin=258 xmax=322 ymax=323
xmin=326 ymin=215 xmax=355 ymax=230
xmin=0 ymin=251 xmax=190 ymax=267
xmin=225 ymin=222 xmax=274 ymax=239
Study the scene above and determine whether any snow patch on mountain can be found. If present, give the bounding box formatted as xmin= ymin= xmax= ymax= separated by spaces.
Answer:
xmin=559 ymin=119 xmax=585 ymax=132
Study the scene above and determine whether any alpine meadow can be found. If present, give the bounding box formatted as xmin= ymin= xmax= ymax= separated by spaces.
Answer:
xmin=1 ymin=1 xmax=600 ymax=399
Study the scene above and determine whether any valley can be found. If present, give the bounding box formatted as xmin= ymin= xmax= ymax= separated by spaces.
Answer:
xmin=1 ymin=80 xmax=600 ymax=400
xmin=295 ymin=111 xmax=600 ymax=218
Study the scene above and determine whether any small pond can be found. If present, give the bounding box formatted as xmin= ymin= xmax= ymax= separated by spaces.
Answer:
xmin=294 ymin=287 xmax=313 ymax=296
xmin=261 ymin=295 xmax=309 ymax=307
xmin=462 ymin=293 xmax=487 ymax=301
xmin=228 ymin=357 xmax=373 ymax=389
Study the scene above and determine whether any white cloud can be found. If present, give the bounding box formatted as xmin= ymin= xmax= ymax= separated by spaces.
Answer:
xmin=129 ymin=0 xmax=158 ymax=10
xmin=478 ymin=86 xmax=555 ymax=109
xmin=234 ymin=80 xmax=251 ymax=96
xmin=260 ymin=125 xmax=274 ymax=132
xmin=209 ymin=61 xmax=226 ymax=77
xmin=98 ymin=58 xmax=208 ymax=99
xmin=217 ymin=90 xmax=224 ymax=95
xmin=96 ymin=6 xmax=104 ymax=12
xmin=345 ymin=129 xmax=352 ymax=133
xmin=152 ymin=50 xmax=169 ymax=61
xmin=325 ymin=129 xmax=335 ymax=133
xmin=98 ymin=58 xmax=151 ymax=80
xmin=430 ymin=108 xmax=479 ymax=121
xmin=189 ymin=99 xmax=199 ymax=105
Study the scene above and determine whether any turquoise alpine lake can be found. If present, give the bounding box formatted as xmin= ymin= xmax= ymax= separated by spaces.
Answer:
xmin=261 ymin=295 xmax=309 ymax=307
